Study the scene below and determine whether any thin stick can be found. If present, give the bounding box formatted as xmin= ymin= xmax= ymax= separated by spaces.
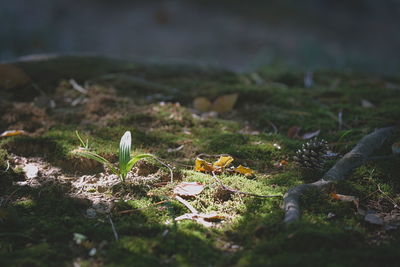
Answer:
xmin=377 ymin=184 xmax=399 ymax=209
xmin=153 ymin=157 xmax=174 ymax=183
xmin=283 ymin=126 xmax=395 ymax=224
xmin=338 ymin=110 xmax=343 ymax=130
xmin=69 ymin=79 xmax=88 ymax=94
xmin=108 ymin=215 xmax=119 ymax=241
xmin=211 ymin=172 xmax=282 ymax=199
xmin=175 ymin=195 xmax=198 ymax=214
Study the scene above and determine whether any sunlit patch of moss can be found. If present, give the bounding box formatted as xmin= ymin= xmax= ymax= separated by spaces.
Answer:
xmin=2 ymin=59 xmax=400 ymax=266
xmin=14 ymin=199 xmax=36 ymax=209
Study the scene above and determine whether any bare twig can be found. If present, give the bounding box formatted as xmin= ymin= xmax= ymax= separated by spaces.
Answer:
xmin=152 ymin=157 xmax=174 ymax=183
xmin=69 ymin=79 xmax=88 ymax=94
xmin=377 ymin=184 xmax=399 ymax=209
xmin=338 ymin=110 xmax=343 ymax=130
xmin=283 ymin=126 xmax=395 ymax=224
xmin=269 ymin=122 xmax=278 ymax=134
xmin=108 ymin=215 xmax=119 ymax=241
xmin=211 ymin=172 xmax=282 ymax=199
xmin=175 ymin=195 xmax=198 ymax=213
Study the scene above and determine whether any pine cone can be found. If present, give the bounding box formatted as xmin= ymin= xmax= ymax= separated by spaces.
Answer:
xmin=293 ymin=138 xmax=329 ymax=170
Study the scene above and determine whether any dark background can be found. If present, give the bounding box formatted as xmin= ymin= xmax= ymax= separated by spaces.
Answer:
xmin=1 ymin=0 xmax=400 ymax=73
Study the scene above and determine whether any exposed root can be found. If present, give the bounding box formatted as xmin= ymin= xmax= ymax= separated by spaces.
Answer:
xmin=283 ymin=126 xmax=396 ymax=224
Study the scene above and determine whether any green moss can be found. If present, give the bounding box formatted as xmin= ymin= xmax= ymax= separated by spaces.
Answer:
xmin=2 ymin=59 xmax=400 ymax=266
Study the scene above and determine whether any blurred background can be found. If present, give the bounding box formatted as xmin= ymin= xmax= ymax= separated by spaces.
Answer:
xmin=1 ymin=0 xmax=400 ymax=73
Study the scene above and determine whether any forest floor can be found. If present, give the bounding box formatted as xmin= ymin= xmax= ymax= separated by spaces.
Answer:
xmin=1 ymin=56 xmax=400 ymax=266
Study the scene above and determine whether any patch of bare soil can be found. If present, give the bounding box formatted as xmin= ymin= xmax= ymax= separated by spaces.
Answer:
xmin=0 ymin=102 xmax=51 ymax=133
xmin=9 ymin=154 xmax=168 ymax=218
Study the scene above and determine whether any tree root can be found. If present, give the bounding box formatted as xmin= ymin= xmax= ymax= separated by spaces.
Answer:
xmin=283 ymin=126 xmax=396 ymax=224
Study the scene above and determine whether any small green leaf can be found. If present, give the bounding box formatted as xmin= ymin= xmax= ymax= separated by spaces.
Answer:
xmin=119 ymin=131 xmax=132 ymax=181
xmin=73 ymin=149 xmax=118 ymax=175
xmin=75 ymin=131 xmax=89 ymax=149
xmin=126 ymin=154 xmax=154 ymax=173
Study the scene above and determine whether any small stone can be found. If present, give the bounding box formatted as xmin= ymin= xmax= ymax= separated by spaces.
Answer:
xmin=88 ymin=248 xmax=97 ymax=256
xmin=23 ymin=164 xmax=39 ymax=179
xmin=365 ymin=212 xmax=384 ymax=225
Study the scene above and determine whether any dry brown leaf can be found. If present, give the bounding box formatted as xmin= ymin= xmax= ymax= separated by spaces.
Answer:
xmin=0 ymin=64 xmax=31 ymax=89
xmin=194 ymin=158 xmax=216 ymax=172
xmin=274 ymin=160 xmax=289 ymax=168
xmin=331 ymin=193 xmax=359 ymax=209
xmin=211 ymin=93 xmax=238 ymax=113
xmin=193 ymin=97 xmax=212 ymax=112
xmin=234 ymin=165 xmax=254 ymax=175
xmin=0 ymin=130 xmax=27 ymax=138
xmin=213 ymin=155 xmax=234 ymax=168
xmin=173 ymin=182 xmax=204 ymax=196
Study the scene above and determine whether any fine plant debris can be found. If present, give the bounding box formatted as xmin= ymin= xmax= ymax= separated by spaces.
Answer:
xmin=1 ymin=56 xmax=399 ymax=266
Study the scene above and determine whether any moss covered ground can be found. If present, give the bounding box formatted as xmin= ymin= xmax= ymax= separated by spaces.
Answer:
xmin=1 ymin=56 xmax=400 ymax=266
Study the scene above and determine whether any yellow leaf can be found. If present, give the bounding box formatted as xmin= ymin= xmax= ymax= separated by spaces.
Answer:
xmin=211 ymin=93 xmax=238 ymax=113
xmin=0 ymin=130 xmax=27 ymax=138
xmin=193 ymin=97 xmax=212 ymax=112
xmin=194 ymin=158 xmax=215 ymax=172
xmin=331 ymin=193 xmax=359 ymax=209
xmin=213 ymin=155 xmax=234 ymax=168
xmin=0 ymin=64 xmax=31 ymax=89
xmin=234 ymin=165 xmax=254 ymax=175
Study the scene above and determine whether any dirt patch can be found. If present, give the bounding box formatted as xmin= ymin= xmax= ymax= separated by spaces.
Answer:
xmin=0 ymin=102 xmax=51 ymax=133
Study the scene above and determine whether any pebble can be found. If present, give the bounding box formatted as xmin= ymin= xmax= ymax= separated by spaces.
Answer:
xmin=23 ymin=164 xmax=39 ymax=179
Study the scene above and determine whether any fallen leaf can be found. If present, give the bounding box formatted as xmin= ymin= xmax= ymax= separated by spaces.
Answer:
xmin=213 ymin=155 xmax=234 ymax=168
xmin=274 ymin=160 xmax=288 ymax=168
xmin=211 ymin=93 xmax=238 ymax=113
xmin=193 ymin=97 xmax=212 ymax=112
xmin=73 ymin=233 xmax=87 ymax=245
xmin=173 ymin=182 xmax=204 ymax=196
xmin=302 ymin=129 xmax=320 ymax=139
xmin=167 ymin=145 xmax=184 ymax=153
xmin=331 ymin=193 xmax=359 ymax=209
xmin=23 ymin=164 xmax=39 ymax=179
xmin=361 ymin=99 xmax=375 ymax=108
xmin=194 ymin=158 xmax=216 ymax=172
xmin=0 ymin=64 xmax=31 ymax=89
xmin=365 ymin=211 xmax=384 ymax=225
xmin=0 ymin=130 xmax=27 ymax=138
xmin=234 ymin=165 xmax=254 ymax=175
xmin=287 ymin=126 xmax=301 ymax=139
